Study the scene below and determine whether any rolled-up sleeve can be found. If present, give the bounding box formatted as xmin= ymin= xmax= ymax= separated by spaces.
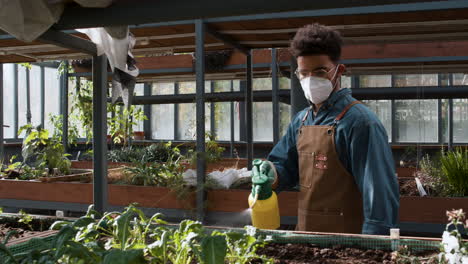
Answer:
xmin=347 ymin=120 xmax=400 ymax=235
xmin=267 ymin=111 xmax=304 ymax=192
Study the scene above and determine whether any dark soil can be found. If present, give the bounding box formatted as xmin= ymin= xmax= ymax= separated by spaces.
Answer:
xmin=0 ymin=224 xmax=42 ymax=243
xmin=255 ymin=243 xmax=437 ymax=264
xmin=0 ymin=217 xmax=55 ymax=243
xmin=399 ymin=179 xmax=420 ymax=196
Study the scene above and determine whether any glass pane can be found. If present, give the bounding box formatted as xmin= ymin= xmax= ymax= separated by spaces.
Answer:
xmin=18 ymin=66 xmax=28 ymax=137
xmin=453 ymin=73 xmax=468 ymax=85
xmin=30 ymin=66 xmax=42 ymax=127
xmin=44 ymin=67 xmax=60 ymax=133
xmin=362 ymin=100 xmax=392 ymax=142
xmin=213 ymin=102 xmax=231 ymax=140
xmin=152 ymin=104 xmax=174 ymax=140
xmin=279 ymin=77 xmax=289 ymax=90
xmin=132 ymin=83 xmax=145 ymax=132
xmin=213 ymin=80 xmax=231 ymax=92
xmin=394 ymin=74 xmax=438 ymax=87
xmin=177 ymin=103 xmax=210 ymax=140
xmin=253 ymin=102 xmax=272 ymax=141
xmin=3 ymin=64 xmax=15 ymax=138
xmin=233 ymin=80 xmax=240 ymax=92
xmin=253 ymin=78 xmax=271 ymax=91
xmin=151 ymin=82 xmax=175 ymax=140
xmin=395 ymin=100 xmax=438 ymax=143
xmin=341 ymin=76 xmax=352 ymax=88
xmin=359 ymin=75 xmax=391 ymax=88
xmin=279 ymin=102 xmax=291 ymax=137
xmin=453 ymin=99 xmax=468 ymax=143
xmin=234 ymin=102 xmax=240 ymax=141
xmin=152 ymin=82 xmax=175 ymax=95
xmin=178 ymin=81 xmax=210 ymax=94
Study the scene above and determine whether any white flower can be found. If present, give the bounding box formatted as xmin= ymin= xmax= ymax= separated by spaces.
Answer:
xmin=462 ymin=256 xmax=468 ymax=264
xmin=442 ymin=231 xmax=460 ymax=253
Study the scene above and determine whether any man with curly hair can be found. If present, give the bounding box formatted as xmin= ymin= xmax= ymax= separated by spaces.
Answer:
xmin=254 ymin=24 xmax=399 ymax=235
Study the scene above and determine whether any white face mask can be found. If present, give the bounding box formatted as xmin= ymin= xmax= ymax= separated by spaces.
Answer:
xmin=300 ymin=66 xmax=339 ymax=104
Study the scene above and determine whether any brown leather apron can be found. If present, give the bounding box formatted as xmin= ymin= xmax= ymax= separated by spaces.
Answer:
xmin=296 ymin=101 xmax=364 ymax=233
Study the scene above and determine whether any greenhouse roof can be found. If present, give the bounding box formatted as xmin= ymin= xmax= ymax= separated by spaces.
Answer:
xmin=0 ymin=0 xmax=467 ymax=70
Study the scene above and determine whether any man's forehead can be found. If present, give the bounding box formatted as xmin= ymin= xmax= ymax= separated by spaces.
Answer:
xmin=297 ymin=55 xmax=334 ymax=68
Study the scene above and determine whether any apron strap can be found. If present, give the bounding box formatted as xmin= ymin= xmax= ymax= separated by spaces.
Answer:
xmin=301 ymin=107 xmax=313 ymax=127
xmin=333 ymin=101 xmax=362 ymax=125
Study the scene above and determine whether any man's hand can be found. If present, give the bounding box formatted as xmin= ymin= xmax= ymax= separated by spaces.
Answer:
xmin=252 ymin=159 xmax=277 ymax=187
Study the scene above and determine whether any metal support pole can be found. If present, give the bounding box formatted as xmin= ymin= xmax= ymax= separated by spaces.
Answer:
xmin=195 ymin=19 xmax=206 ymax=222
xmin=174 ymin=82 xmax=179 ymax=140
xmin=290 ymin=57 xmax=308 ymax=118
xmin=40 ymin=66 xmax=45 ymax=127
xmin=246 ymin=50 xmax=253 ymax=169
xmin=437 ymin=74 xmax=443 ymax=144
xmin=143 ymin=83 xmax=151 ymax=140
xmin=0 ymin=64 xmax=4 ymax=160
xmin=391 ymin=75 xmax=397 ymax=143
xmin=61 ymin=61 xmax=69 ymax=150
xmin=230 ymin=80 xmax=235 ymax=157
xmin=448 ymin=99 xmax=454 ymax=150
xmin=26 ymin=67 xmax=31 ymax=124
xmin=239 ymin=81 xmax=246 ymax=142
xmin=271 ymin=48 xmax=280 ymax=144
xmin=92 ymin=55 xmax=108 ymax=214
xmin=210 ymin=81 xmax=215 ymax=137
xmin=448 ymin=74 xmax=454 ymax=150
xmin=13 ymin=65 xmax=18 ymax=138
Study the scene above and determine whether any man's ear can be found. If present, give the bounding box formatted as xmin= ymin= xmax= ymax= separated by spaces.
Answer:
xmin=337 ymin=64 xmax=346 ymax=76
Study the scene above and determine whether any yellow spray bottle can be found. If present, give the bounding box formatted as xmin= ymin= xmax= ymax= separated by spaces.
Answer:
xmin=248 ymin=159 xmax=280 ymax=230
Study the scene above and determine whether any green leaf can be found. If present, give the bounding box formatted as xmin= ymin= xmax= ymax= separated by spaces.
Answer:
xmin=0 ymin=243 xmax=19 ymax=264
xmin=102 ymin=249 xmax=145 ymax=264
xmin=200 ymin=235 xmax=227 ymax=264
xmin=113 ymin=209 xmax=133 ymax=250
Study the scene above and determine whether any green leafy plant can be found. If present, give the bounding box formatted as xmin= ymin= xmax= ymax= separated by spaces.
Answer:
xmin=49 ymin=114 xmax=80 ymax=146
xmin=18 ymin=124 xmax=71 ymax=177
xmin=440 ymin=147 xmax=468 ymax=197
xmin=188 ymin=132 xmax=225 ymax=165
xmin=0 ymin=204 xmax=271 ymax=264
xmin=70 ymin=79 xmax=94 ymax=143
xmin=108 ymin=142 xmax=182 ymax=164
xmin=108 ymin=104 xmax=147 ymax=147
xmin=18 ymin=210 xmax=33 ymax=230
xmin=213 ymin=226 xmax=273 ymax=264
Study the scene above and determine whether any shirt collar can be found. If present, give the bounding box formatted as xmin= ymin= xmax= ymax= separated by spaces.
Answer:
xmin=321 ymin=88 xmax=352 ymax=109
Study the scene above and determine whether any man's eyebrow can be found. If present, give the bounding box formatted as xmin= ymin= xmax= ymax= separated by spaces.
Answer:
xmin=312 ymin=66 xmax=329 ymax=71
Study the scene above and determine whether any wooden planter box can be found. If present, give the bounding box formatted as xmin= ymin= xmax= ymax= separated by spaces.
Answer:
xmin=206 ymin=189 xmax=298 ymax=217
xmin=205 ymin=189 xmax=468 ymax=225
xmin=0 ymin=180 xmax=195 ymax=210
xmin=396 ymin=167 xmax=418 ymax=178
xmin=71 ymin=161 xmax=130 ymax=169
xmin=188 ymin=158 xmax=248 ymax=172
xmin=399 ymin=196 xmax=468 ymax=223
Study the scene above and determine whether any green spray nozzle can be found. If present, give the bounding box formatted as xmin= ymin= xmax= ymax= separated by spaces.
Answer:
xmin=251 ymin=159 xmax=273 ymax=201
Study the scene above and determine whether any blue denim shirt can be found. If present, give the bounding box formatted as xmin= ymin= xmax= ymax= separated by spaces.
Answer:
xmin=268 ymin=88 xmax=399 ymax=235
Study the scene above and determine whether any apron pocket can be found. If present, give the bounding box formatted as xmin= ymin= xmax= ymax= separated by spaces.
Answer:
xmin=297 ymin=208 xmax=345 ymax=233
xmin=297 ymin=151 xmax=316 ymax=188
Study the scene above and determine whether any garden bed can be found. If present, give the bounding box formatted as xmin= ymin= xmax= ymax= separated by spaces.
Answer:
xmin=255 ymin=243 xmax=437 ymax=264
xmin=0 ymin=179 xmax=195 ymax=210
